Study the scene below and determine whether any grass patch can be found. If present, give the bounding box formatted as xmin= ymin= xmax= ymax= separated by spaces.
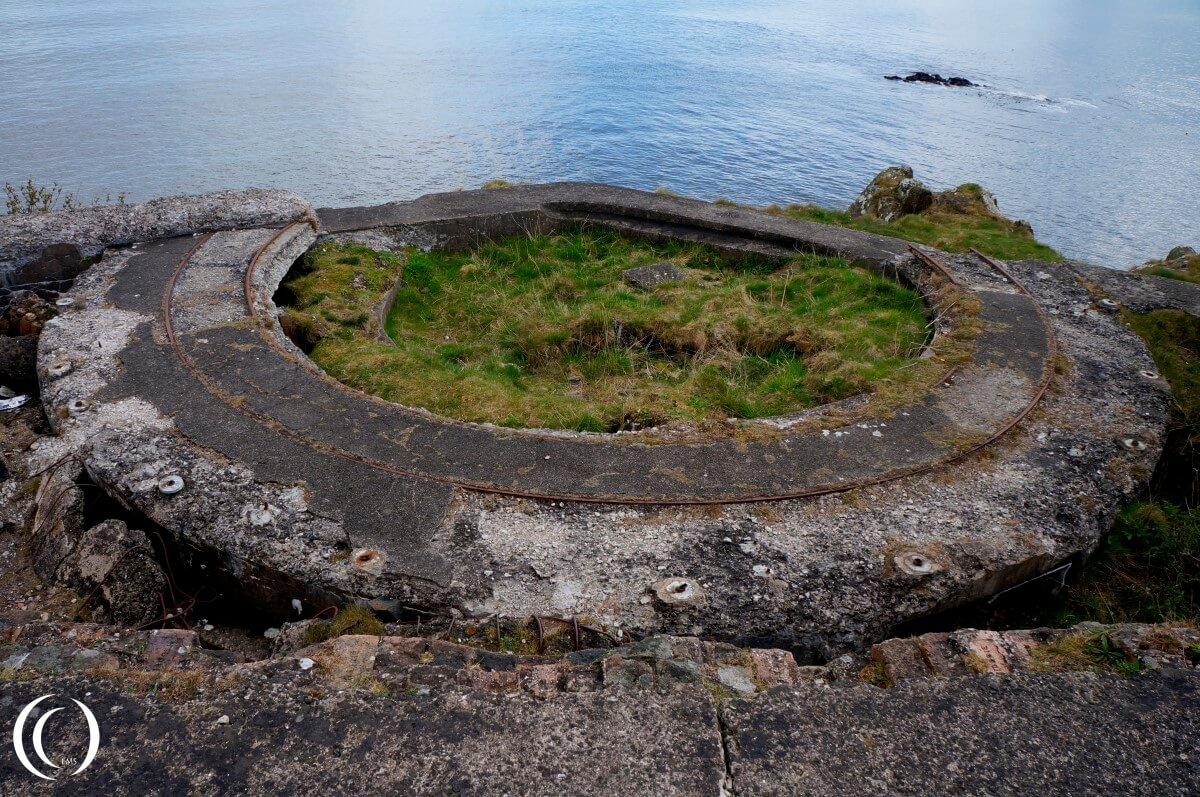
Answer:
xmin=284 ymin=227 xmax=942 ymax=432
xmin=1134 ymin=254 xmax=1200 ymax=286
xmin=1052 ymin=309 xmax=1200 ymax=625
xmin=1028 ymin=631 xmax=1143 ymax=677
xmin=301 ymin=605 xmax=387 ymax=646
xmin=753 ymin=203 xmax=1063 ymax=262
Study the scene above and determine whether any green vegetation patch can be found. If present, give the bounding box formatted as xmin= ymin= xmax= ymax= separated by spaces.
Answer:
xmin=282 ymin=227 xmax=940 ymax=432
xmin=747 ymin=202 xmax=1063 ymax=262
xmin=1028 ymin=631 xmax=1144 ymax=678
xmin=1053 ymin=309 xmax=1200 ymax=625
xmin=1135 ymin=254 xmax=1200 ymax=287
xmin=301 ymin=606 xmax=388 ymax=646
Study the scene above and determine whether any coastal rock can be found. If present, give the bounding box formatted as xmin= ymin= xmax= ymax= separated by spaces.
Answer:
xmin=885 ymin=72 xmax=975 ymax=87
xmin=930 ymin=183 xmax=1002 ymax=217
xmin=847 ymin=166 xmax=933 ymax=222
xmin=930 ymin=183 xmax=1035 ymax=235
xmin=1166 ymin=246 xmax=1197 ymax=263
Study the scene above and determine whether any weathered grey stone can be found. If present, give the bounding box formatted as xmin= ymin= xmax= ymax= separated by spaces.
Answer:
xmin=0 ymin=188 xmax=314 ymax=283
xmin=717 ymin=664 xmax=757 ymax=695
xmin=56 ymin=519 xmax=165 ymax=626
xmin=723 ymin=671 xmax=1200 ymax=796
xmin=1166 ymin=245 xmax=1197 ymax=263
xmin=848 ymin=165 xmax=933 ymax=221
xmin=0 ymin=676 xmax=726 ymax=795
xmin=622 ymin=261 xmax=688 ymax=289
xmin=12 ymin=242 xmax=86 ymax=290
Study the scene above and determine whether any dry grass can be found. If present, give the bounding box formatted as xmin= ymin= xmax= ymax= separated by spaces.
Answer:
xmin=283 ymin=227 xmax=945 ymax=432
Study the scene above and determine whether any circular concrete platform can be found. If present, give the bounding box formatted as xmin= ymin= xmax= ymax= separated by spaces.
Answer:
xmin=35 ymin=184 xmax=1169 ymax=656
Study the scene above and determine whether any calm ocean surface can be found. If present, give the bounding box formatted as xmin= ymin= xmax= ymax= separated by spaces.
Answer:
xmin=1 ymin=0 xmax=1197 ymax=266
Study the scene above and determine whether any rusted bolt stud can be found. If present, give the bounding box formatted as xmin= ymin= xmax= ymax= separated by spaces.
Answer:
xmin=350 ymin=548 xmax=386 ymax=576
xmin=1121 ymin=438 xmax=1147 ymax=452
xmin=67 ymin=398 xmax=90 ymax=415
xmin=157 ymin=475 xmax=185 ymax=495
xmin=47 ymin=360 xmax=73 ymax=378
xmin=895 ymin=552 xmax=942 ymax=577
xmin=653 ymin=577 xmax=706 ymax=605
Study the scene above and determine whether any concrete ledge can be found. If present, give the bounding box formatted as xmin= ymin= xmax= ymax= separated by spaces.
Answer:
xmin=0 ymin=189 xmax=314 ymax=287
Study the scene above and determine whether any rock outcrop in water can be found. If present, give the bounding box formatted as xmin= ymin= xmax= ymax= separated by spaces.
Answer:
xmin=885 ymin=72 xmax=975 ymax=87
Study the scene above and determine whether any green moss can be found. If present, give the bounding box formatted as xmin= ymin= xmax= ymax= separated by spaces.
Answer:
xmin=301 ymin=605 xmax=387 ymax=645
xmin=859 ymin=659 xmax=892 ymax=687
xmin=285 ymin=227 xmax=941 ymax=432
xmin=1029 ymin=631 xmax=1143 ymax=677
xmin=701 ymin=680 xmax=738 ymax=703
xmin=768 ymin=203 xmax=1063 ymax=262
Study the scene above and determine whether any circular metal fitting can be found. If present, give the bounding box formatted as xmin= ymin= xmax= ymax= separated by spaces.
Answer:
xmin=1121 ymin=438 xmax=1147 ymax=452
xmin=1098 ymin=298 xmax=1119 ymax=311
xmin=653 ymin=577 xmax=706 ymax=606
xmin=54 ymin=297 xmax=75 ymax=309
xmin=157 ymin=475 xmax=186 ymax=495
xmin=1140 ymin=370 xmax=1160 ymax=380
xmin=47 ymin=360 xmax=73 ymax=378
xmin=67 ymin=398 xmax=90 ymax=415
xmin=895 ymin=552 xmax=942 ymax=577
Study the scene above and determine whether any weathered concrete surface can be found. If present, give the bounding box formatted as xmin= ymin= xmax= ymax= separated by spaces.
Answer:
xmin=2 ymin=619 xmax=1198 ymax=796
xmin=29 ymin=184 xmax=1172 ymax=656
xmin=0 ymin=677 xmax=725 ymax=796
xmin=0 ymin=189 xmax=314 ymax=286
xmin=318 ymin=181 xmax=915 ymax=266
xmin=723 ymin=670 xmax=1200 ymax=796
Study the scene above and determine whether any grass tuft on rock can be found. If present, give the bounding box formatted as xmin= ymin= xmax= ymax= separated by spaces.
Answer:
xmin=1028 ymin=631 xmax=1144 ymax=678
xmin=755 ymin=202 xmax=1063 ymax=262
xmin=284 ymin=227 xmax=943 ymax=432
xmin=302 ymin=606 xmax=387 ymax=646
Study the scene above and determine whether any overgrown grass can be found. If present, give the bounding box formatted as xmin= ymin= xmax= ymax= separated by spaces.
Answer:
xmin=284 ymin=227 xmax=937 ymax=432
xmin=1028 ymin=631 xmax=1144 ymax=677
xmin=739 ymin=202 xmax=1064 ymax=262
xmin=1055 ymin=502 xmax=1200 ymax=625
xmin=1135 ymin=254 xmax=1200 ymax=287
xmin=1053 ymin=309 xmax=1200 ymax=625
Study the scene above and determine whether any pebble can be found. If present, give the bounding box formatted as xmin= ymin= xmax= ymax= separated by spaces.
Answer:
xmin=216 ymin=715 xmax=230 ymax=725
xmin=299 ymin=658 xmax=315 ymax=671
